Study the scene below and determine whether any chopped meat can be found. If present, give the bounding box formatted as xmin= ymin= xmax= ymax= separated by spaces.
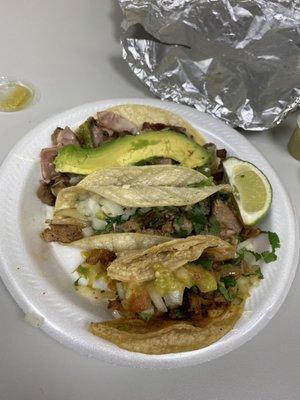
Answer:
xmin=141 ymin=122 xmax=186 ymax=134
xmin=37 ymin=181 xmax=56 ymax=206
xmin=40 ymin=147 xmax=59 ymax=181
xmin=85 ymin=249 xmax=116 ymax=267
xmin=216 ymin=148 xmax=227 ymax=160
xmin=53 ymin=126 xmax=80 ymax=147
xmin=51 ymin=127 xmax=63 ymax=145
xmin=50 ymin=174 xmax=71 ymax=197
xmin=187 ymin=293 xmax=203 ymax=318
xmin=120 ymin=220 xmax=141 ymax=232
xmin=125 ymin=291 xmax=151 ymax=313
xmin=173 ymin=216 xmax=193 ymax=236
xmin=155 ymin=157 xmax=174 ymax=165
xmin=161 ymin=220 xmax=174 ymax=234
xmin=212 ymin=199 xmax=242 ymax=239
xmin=241 ymin=227 xmax=261 ymax=240
xmin=108 ymin=299 xmax=124 ymax=312
xmin=97 ymin=111 xmax=139 ymax=134
xmin=212 ymin=168 xmax=224 ymax=184
xmin=41 ymin=224 xmax=83 ymax=243
xmin=52 ymin=126 xmax=79 ymax=147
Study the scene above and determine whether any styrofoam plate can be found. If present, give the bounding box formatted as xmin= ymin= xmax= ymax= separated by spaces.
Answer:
xmin=0 ymin=98 xmax=298 ymax=368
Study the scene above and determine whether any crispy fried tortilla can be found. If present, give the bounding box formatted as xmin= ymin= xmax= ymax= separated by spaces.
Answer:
xmin=107 ymin=235 xmax=236 ymax=283
xmin=90 ymin=303 xmax=243 ymax=354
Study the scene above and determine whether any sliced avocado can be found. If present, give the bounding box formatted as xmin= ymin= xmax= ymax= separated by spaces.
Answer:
xmin=54 ymin=130 xmax=211 ymax=175
xmin=76 ymin=121 xmax=93 ymax=148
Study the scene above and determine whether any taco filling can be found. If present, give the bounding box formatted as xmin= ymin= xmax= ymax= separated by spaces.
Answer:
xmin=37 ymin=104 xmax=280 ymax=354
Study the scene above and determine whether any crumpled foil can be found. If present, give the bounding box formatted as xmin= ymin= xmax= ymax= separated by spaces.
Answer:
xmin=119 ymin=0 xmax=300 ymax=131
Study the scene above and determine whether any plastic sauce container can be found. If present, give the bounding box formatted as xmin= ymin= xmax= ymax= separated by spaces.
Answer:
xmin=0 ymin=76 xmax=37 ymax=112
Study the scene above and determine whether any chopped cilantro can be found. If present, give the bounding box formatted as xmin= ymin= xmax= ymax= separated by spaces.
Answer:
xmin=218 ymin=282 xmax=236 ymax=301
xmin=76 ymin=265 xmax=89 ymax=278
xmin=208 ymin=215 xmax=220 ymax=235
xmin=221 ymin=276 xmax=237 ymax=288
xmin=199 ymin=258 xmax=214 ymax=271
xmin=94 ymin=215 xmax=122 ymax=234
xmin=267 ymin=231 xmax=280 ymax=252
xmin=138 ymin=311 xmax=153 ymax=322
xmin=261 ymin=251 xmax=277 ymax=263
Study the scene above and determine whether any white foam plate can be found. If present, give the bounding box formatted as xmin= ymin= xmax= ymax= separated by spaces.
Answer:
xmin=0 ymin=98 xmax=298 ymax=368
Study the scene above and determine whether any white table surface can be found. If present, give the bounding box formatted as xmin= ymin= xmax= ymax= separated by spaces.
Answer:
xmin=0 ymin=1 xmax=299 ymax=399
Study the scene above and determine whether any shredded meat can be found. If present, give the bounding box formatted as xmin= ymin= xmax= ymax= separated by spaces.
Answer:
xmin=212 ymin=199 xmax=242 ymax=239
xmin=41 ymin=224 xmax=83 ymax=243
xmin=141 ymin=122 xmax=186 ymax=134
xmin=85 ymin=249 xmax=116 ymax=267
xmin=37 ymin=181 xmax=56 ymax=206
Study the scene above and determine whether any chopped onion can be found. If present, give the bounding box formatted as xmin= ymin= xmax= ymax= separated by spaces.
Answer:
xmin=164 ymin=290 xmax=184 ymax=309
xmin=91 ymin=218 xmax=107 ymax=231
xmin=121 ymin=207 xmax=137 ymax=221
xmin=92 ymin=279 xmax=107 ymax=290
xmin=147 ymin=285 xmax=167 ymax=313
xmin=87 ymin=196 xmax=101 ymax=215
xmin=238 ymin=234 xmax=269 ymax=254
xmin=100 ymin=199 xmax=124 ymax=217
xmin=77 ymin=277 xmax=88 ymax=287
xmin=82 ymin=226 xmax=94 ymax=237
xmin=116 ymin=282 xmax=125 ymax=300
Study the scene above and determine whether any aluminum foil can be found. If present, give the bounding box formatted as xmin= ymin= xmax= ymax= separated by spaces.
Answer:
xmin=119 ymin=0 xmax=300 ymax=131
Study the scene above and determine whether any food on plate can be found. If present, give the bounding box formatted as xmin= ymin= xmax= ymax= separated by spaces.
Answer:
xmin=38 ymin=104 xmax=280 ymax=354
xmin=54 ymin=130 xmax=211 ymax=175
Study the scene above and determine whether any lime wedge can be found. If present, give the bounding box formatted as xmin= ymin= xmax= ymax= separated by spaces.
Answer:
xmin=223 ymin=157 xmax=272 ymax=226
xmin=0 ymin=82 xmax=33 ymax=112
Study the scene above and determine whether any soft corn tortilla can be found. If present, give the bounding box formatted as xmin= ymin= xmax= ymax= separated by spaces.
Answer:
xmin=107 ymin=104 xmax=206 ymax=145
xmin=53 ymin=166 xmax=231 ymax=222
xmin=90 ymin=304 xmax=243 ymax=354
xmin=71 ymin=232 xmax=173 ymax=252
xmin=107 ymin=235 xmax=236 ymax=283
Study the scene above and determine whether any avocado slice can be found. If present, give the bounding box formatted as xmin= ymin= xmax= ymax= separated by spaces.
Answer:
xmin=54 ymin=130 xmax=210 ymax=175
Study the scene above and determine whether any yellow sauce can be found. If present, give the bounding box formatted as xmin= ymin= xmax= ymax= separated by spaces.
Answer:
xmin=0 ymin=82 xmax=33 ymax=111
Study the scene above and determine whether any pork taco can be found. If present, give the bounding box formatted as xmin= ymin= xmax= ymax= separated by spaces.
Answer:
xmin=37 ymin=104 xmax=280 ymax=354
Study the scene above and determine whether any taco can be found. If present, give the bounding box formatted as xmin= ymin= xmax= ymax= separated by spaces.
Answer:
xmin=41 ymin=165 xmax=231 ymax=243
xmin=37 ymin=104 xmax=279 ymax=354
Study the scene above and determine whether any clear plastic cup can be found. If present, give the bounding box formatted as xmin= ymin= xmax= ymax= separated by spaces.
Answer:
xmin=0 ymin=76 xmax=38 ymax=112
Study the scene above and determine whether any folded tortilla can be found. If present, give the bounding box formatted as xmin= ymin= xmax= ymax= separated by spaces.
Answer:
xmin=107 ymin=234 xmax=236 ymax=283
xmin=90 ymin=304 xmax=243 ymax=354
xmin=71 ymin=232 xmax=172 ymax=252
xmin=53 ymin=166 xmax=231 ymax=220
xmin=106 ymin=104 xmax=206 ymax=146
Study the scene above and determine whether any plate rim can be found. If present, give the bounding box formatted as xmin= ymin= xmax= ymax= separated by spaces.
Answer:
xmin=0 ymin=97 xmax=298 ymax=369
